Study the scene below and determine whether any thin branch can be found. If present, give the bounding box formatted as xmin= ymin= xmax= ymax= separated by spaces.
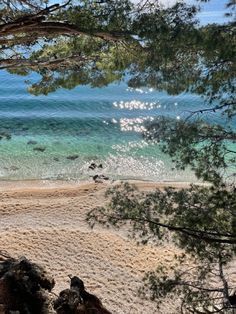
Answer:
xmin=0 ymin=1 xmax=131 ymax=43
xmin=185 ymin=102 xmax=235 ymax=121
xmin=0 ymin=54 xmax=94 ymax=70
xmin=96 ymin=213 xmax=236 ymax=244
xmin=174 ymin=281 xmax=223 ymax=293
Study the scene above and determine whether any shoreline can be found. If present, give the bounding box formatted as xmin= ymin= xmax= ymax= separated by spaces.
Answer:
xmin=0 ymin=178 xmax=207 ymax=192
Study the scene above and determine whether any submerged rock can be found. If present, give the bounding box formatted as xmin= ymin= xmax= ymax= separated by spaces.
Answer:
xmin=21 ymin=127 xmax=29 ymax=131
xmin=66 ymin=155 xmax=79 ymax=161
xmin=0 ymin=132 xmax=11 ymax=140
xmin=9 ymin=166 xmax=19 ymax=171
xmin=27 ymin=140 xmax=38 ymax=145
xmin=3 ymin=166 xmax=20 ymax=171
xmin=33 ymin=147 xmax=46 ymax=152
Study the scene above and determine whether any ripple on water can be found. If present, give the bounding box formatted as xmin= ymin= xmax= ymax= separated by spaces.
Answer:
xmin=0 ymin=78 xmax=205 ymax=182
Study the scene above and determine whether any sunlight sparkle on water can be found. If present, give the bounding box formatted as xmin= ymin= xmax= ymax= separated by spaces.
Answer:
xmin=112 ymin=140 xmax=149 ymax=153
xmin=105 ymin=154 xmax=165 ymax=180
xmin=119 ymin=117 xmax=154 ymax=132
xmin=126 ymin=87 xmax=155 ymax=94
xmin=113 ymin=100 xmax=161 ymax=110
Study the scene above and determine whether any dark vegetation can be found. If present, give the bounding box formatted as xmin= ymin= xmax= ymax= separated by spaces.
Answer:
xmin=0 ymin=0 xmax=236 ymax=313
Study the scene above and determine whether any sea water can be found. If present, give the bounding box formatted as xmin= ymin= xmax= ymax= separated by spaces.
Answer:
xmin=0 ymin=70 xmax=223 ymax=182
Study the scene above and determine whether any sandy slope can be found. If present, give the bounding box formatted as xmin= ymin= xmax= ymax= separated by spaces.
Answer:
xmin=0 ymin=180 xmax=184 ymax=314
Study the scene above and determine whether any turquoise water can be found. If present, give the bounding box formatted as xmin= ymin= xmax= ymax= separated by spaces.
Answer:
xmin=0 ymin=70 xmax=221 ymax=182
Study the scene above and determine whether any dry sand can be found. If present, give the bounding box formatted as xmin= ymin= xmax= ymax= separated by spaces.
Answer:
xmin=0 ymin=180 xmax=189 ymax=314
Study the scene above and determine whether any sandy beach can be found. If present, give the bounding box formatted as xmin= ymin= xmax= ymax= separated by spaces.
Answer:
xmin=0 ymin=180 xmax=189 ymax=314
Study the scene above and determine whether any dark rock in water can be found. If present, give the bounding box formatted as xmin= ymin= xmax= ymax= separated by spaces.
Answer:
xmin=100 ymin=175 xmax=109 ymax=180
xmin=3 ymin=165 xmax=20 ymax=170
xmin=92 ymin=174 xmax=99 ymax=182
xmin=33 ymin=147 xmax=46 ymax=152
xmin=9 ymin=166 xmax=19 ymax=171
xmin=88 ymin=163 xmax=103 ymax=170
xmin=66 ymin=155 xmax=79 ymax=161
xmin=27 ymin=140 xmax=37 ymax=145
xmin=88 ymin=162 xmax=96 ymax=170
xmin=53 ymin=157 xmax=60 ymax=162
xmin=92 ymin=174 xmax=109 ymax=183
xmin=0 ymin=132 xmax=11 ymax=140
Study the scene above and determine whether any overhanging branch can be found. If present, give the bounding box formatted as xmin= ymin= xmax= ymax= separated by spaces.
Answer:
xmin=0 ymin=54 xmax=95 ymax=70
xmin=94 ymin=212 xmax=236 ymax=244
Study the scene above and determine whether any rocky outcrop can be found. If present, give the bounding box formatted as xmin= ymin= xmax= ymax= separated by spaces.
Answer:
xmin=0 ymin=253 xmax=112 ymax=314
xmin=0 ymin=254 xmax=55 ymax=314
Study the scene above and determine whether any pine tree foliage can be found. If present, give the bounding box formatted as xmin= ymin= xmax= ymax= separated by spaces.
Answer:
xmin=0 ymin=1 xmax=236 ymax=312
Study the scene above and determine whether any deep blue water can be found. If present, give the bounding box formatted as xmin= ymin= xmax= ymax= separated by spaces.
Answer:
xmin=0 ymin=70 xmax=228 ymax=182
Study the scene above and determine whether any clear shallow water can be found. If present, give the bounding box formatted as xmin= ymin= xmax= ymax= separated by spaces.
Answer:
xmin=0 ymin=70 xmax=220 ymax=182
